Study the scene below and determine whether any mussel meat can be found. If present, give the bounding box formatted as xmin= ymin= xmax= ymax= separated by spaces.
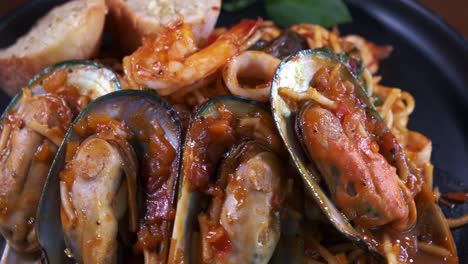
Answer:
xmin=60 ymin=122 xmax=138 ymax=263
xmin=36 ymin=90 xmax=182 ymax=264
xmin=198 ymin=141 xmax=282 ymax=263
xmin=169 ymin=96 xmax=303 ymax=264
xmin=270 ymin=50 xmax=456 ymax=262
xmin=0 ymin=61 xmax=120 ymax=255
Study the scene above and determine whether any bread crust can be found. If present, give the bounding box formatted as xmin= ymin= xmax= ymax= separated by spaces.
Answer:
xmin=106 ymin=0 xmax=221 ymax=55
xmin=0 ymin=0 xmax=107 ymax=97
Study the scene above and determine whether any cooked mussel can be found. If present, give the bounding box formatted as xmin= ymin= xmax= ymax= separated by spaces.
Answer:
xmin=297 ymin=101 xmax=414 ymax=231
xmin=36 ymin=90 xmax=182 ymax=263
xmin=262 ymin=30 xmax=309 ymax=60
xmin=270 ymin=49 xmax=456 ymax=261
xmin=199 ymin=140 xmax=282 ymax=263
xmin=0 ymin=60 xmax=120 ymax=255
xmin=60 ymin=125 xmax=138 ymax=264
xmin=169 ymin=96 xmax=303 ymax=264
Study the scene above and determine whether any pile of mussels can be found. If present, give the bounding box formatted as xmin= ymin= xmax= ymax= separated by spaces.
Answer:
xmin=0 ymin=45 xmax=456 ymax=264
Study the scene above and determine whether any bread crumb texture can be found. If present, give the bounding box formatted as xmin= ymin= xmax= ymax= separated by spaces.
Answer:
xmin=128 ymin=0 xmax=210 ymax=25
xmin=0 ymin=1 xmax=87 ymax=57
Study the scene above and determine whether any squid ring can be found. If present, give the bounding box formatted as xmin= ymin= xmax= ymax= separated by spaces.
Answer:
xmin=223 ymin=50 xmax=280 ymax=102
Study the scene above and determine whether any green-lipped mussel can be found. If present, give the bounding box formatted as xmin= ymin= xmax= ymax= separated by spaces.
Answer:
xmin=0 ymin=60 xmax=120 ymax=256
xmin=36 ymin=90 xmax=182 ymax=263
xmin=270 ymin=49 xmax=456 ymax=262
xmin=168 ymin=96 xmax=303 ymax=264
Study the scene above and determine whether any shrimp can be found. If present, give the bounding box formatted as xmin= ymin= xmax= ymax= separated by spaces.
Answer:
xmin=123 ymin=19 xmax=261 ymax=96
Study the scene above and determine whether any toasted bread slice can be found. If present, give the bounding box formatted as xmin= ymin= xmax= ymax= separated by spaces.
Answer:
xmin=106 ymin=0 xmax=221 ymax=54
xmin=0 ymin=0 xmax=107 ymax=97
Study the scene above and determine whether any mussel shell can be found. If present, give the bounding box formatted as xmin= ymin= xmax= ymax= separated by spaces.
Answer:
xmin=262 ymin=30 xmax=309 ymax=60
xmin=270 ymin=49 xmax=456 ymax=260
xmin=190 ymin=95 xmax=271 ymax=121
xmin=36 ymin=89 xmax=182 ymax=263
xmin=416 ymin=187 xmax=457 ymax=258
xmin=169 ymin=95 xmax=303 ymax=263
xmin=216 ymin=140 xmax=274 ymax=189
xmin=1 ymin=60 xmax=121 ymax=120
xmin=0 ymin=60 xmax=120 ymax=258
xmin=217 ymin=140 xmax=283 ymax=263
xmin=270 ymin=49 xmax=385 ymax=257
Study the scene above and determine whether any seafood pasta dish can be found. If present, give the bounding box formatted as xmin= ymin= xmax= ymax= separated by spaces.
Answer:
xmin=0 ymin=2 xmax=466 ymax=264
xmin=123 ymin=19 xmax=461 ymax=263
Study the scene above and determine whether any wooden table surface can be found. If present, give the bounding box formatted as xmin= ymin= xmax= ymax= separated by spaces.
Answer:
xmin=0 ymin=0 xmax=467 ymax=38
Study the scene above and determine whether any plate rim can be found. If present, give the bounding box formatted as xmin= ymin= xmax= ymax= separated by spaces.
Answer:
xmin=346 ymin=0 xmax=468 ymax=107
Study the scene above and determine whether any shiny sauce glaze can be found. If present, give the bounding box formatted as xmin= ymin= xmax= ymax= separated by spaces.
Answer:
xmin=296 ymin=66 xmax=419 ymax=230
xmin=1 ymin=67 xmax=95 ymax=172
xmin=59 ymin=115 xmax=136 ymax=263
xmin=183 ymin=103 xmax=282 ymax=262
xmin=62 ymin=114 xmax=134 ymax=191
xmin=210 ymin=143 xmax=282 ymax=263
xmin=0 ymin=80 xmax=73 ymax=247
xmin=41 ymin=69 xmax=92 ymax=116
xmin=184 ymin=104 xmax=281 ymax=193
xmin=134 ymin=123 xmax=177 ymax=255
xmin=72 ymin=110 xmax=178 ymax=257
xmin=292 ymin=66 xmax=456 ymax=262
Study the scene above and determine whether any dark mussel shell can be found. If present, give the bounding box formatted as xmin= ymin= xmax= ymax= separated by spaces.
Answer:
xmin=169 ymin=95 xmax=303 ymax=264
xmin=0 ymin=60 xmax=120 ymax=258
xmin=36 ymin=89 xmax=182 ymax=263
xmin=270 ymin=49 xmax=456 ymax=261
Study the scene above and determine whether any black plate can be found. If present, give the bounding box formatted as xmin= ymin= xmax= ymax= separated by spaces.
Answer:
xmin=0 ymin=0 xmax=467 ymax=262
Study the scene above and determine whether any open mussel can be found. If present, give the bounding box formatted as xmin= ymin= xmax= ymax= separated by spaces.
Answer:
xmin=169 ymin=96 xmax=303 ymax=264
xmin=270 ymin=49 xmax=456 ymax=262
xmin=0 ymin=60 xmax=120 ymax=256
xmin=36 ymin=90 xmax=182 ymax=263
xmin=199 ymin=140 xmax=282 ymax=263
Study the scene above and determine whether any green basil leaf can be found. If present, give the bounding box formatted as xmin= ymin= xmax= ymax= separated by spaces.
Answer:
xmin=265 ymin=0 xmax=352 ymax=28
xmin=223 ymin=0 xmax=257 ymax=12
